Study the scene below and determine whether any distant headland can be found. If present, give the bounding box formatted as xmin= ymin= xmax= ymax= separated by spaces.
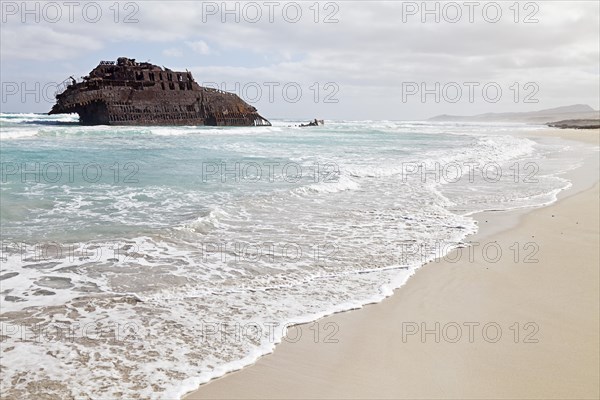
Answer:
xmin=428 ymin=104 xmax=599 ymax=128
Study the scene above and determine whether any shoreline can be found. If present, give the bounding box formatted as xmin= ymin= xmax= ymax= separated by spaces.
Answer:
xmin=185 ymin=128 xmax=599 ymax=399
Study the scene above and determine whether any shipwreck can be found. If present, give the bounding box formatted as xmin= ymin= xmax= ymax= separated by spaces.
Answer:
xmin=49 ymin=57 xmax=271 ymax=127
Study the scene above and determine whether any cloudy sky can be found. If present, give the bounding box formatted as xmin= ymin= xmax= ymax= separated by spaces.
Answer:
xmin=1 ymin=1 xmax=598 ymax=119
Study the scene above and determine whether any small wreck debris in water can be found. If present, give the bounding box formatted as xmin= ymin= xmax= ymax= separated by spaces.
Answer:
xmin=49 ymin=57 xmax=271 ymax=127
xmin=299 ymin=119 xmax=324 ymax=127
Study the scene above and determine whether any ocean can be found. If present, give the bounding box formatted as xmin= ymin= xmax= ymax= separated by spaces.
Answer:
xmin=0 ymin=113 xmax=590 ymax=398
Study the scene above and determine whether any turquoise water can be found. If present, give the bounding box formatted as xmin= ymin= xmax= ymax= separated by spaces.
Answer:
xmin=0 ymin=113 xmax=585 ymax=398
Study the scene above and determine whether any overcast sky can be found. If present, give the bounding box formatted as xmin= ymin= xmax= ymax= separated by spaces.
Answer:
xmin=1 ymin=1 xmax=598 ymax=119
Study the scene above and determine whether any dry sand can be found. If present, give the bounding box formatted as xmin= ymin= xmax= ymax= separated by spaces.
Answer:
xmin=185 ymin=129 xmax=599 ymax=400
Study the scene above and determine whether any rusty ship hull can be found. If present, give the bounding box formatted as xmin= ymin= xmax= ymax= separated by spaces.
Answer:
xmin=49 ymin=57 xmax=271 ymax=127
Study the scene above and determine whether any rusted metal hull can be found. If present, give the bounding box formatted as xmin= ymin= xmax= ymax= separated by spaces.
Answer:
xmin=49 ymin=58 xmax=271 ymax=127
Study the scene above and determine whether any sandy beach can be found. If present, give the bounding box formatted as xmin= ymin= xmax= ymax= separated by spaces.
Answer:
xmin=186 ymin=129 xmax=599 ymax=400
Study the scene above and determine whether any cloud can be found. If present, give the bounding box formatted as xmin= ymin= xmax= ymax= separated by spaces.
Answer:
xmin=0 ymin=25 xmax=104 ymax=61
xmin=185 ymin=40 xmax=210 ymax=55
xmin=162 ymin=48 xmax=183 ymax=57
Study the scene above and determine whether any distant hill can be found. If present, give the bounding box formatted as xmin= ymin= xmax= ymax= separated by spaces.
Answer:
xmin=428 ymin=104 xmax=600 ymax=124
